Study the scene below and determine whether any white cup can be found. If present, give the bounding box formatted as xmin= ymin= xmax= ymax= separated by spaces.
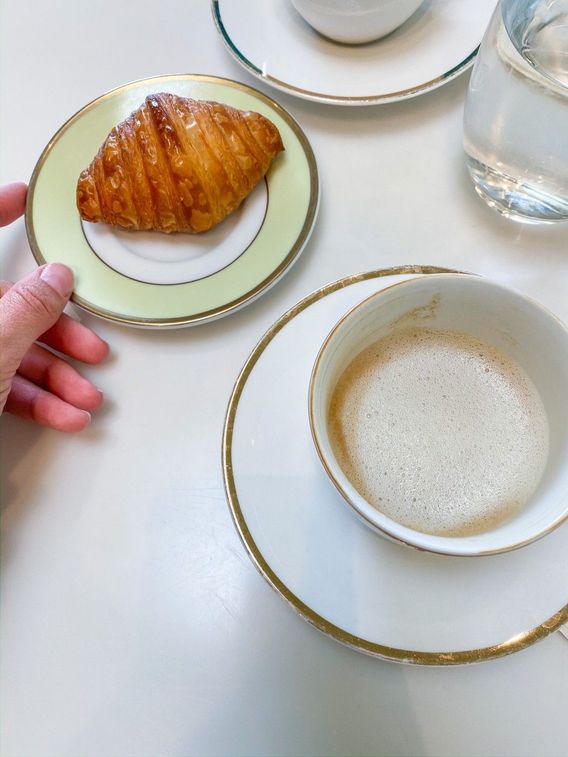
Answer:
xmin=309 ymin=274 xmax=568 ymax=556
xmin=290 ymin=0 xmax=424 ymax=44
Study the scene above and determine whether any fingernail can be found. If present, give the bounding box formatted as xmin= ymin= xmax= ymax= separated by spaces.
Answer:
xmin=40 ymin=264 xmax=74 ymax=297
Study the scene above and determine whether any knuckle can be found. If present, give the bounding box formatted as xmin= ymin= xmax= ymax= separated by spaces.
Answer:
xmin=30 ymin=390 xmax=44 ymax=423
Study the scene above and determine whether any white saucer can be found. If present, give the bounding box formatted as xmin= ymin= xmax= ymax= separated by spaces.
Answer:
xmin=212 ymin=0 xmax=497 ymax=105
xmin=223 ymin=267 xmax=568 ymax=664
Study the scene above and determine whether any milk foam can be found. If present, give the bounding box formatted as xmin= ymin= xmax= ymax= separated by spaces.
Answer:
xmin=328 ymin=328 xmax=549 ymax=536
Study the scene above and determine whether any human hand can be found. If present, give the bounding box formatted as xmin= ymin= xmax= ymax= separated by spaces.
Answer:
xmin=0 ymin=183 xmax=109 ymax=431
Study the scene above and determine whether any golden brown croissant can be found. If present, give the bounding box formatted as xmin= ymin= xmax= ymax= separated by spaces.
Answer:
xmin=76 ymin=93 xmax=284 ymax=233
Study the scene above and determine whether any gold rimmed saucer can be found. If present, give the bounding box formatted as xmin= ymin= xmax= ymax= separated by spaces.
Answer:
xmin=212 ymin=0 xmax=496 ymax=106
xmin=222 ymin=266 xmax=568 ymax=664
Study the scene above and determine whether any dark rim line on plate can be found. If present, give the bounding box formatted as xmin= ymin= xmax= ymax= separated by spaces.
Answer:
xmin=25 ymin=73 xmax=319 ymax=327
xmin=212 ymin=0 xmax=480 ymax=106
xmin=222 ymin=265 xmax=568 ymax=665
xmin=79 ymin=178 xmax=270 ymax=287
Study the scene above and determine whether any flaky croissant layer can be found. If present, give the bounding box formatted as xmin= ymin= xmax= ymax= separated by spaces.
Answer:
xmin=76 ymin=93 xmax=284 ymax=234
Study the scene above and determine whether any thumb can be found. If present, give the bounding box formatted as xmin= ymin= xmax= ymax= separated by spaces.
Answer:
xmin=0 ymin=264 xmax=74 ymax=377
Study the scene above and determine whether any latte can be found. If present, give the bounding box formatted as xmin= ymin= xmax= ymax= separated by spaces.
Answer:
xmin=328 ymin=328 xmax=549 ymax=536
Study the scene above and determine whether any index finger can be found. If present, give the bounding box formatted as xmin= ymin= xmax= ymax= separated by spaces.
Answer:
xmin=40 ymin=314 xmax=109 ymax=364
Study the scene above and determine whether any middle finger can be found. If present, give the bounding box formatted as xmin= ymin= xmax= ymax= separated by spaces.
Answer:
xmin=17 ymin=343 xmax=104 ymax=412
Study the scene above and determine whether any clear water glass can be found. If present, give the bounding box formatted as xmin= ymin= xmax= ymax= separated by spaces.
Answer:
xmin=463 ymin=0 xmax=568 ymax=224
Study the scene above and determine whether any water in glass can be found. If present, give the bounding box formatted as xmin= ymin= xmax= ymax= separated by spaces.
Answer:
xmin=463 ymin=0 xmax=568 ymax=223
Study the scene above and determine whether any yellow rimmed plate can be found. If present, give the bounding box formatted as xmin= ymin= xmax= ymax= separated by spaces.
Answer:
xmin=26 ymin=74 xmax=319 ymax=328
xmin=223 ymin=267 xmax=568 ymax=665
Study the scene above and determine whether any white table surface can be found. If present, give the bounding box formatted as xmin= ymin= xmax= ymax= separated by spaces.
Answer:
xmin=1 ymin=2 xmax=567 ymax=756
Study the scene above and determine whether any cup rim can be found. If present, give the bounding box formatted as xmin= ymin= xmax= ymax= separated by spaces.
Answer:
xmin=308 ymin=273 xmax=568 ymax=557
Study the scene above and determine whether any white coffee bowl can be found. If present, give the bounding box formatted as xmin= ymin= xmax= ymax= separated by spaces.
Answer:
xmin=309 ymin=274 xmax=568 ymax=556
xmin=290 ymin=0 xmax=424 ymax=44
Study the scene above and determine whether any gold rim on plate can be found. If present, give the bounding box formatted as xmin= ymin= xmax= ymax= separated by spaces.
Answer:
xmin=222 ymin=266 xmax=568 ymax=665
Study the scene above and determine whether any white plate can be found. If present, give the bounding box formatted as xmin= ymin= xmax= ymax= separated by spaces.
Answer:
xmin=212 ymin=0 xmax=497 ymax=105
xmin=223 ymin=267 xmax=568 ymax=664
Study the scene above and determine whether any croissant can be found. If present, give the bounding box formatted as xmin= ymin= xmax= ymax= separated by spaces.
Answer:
xmin=76 ymin=93 xmax=284 ymax=234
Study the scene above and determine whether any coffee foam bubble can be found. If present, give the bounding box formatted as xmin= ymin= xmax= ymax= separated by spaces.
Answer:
xmin=328 ymin=328 xmax=549 ymax=537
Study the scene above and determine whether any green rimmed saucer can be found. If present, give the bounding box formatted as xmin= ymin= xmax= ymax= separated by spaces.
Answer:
xmin=25 ymin=74 xmax=319 ymax=328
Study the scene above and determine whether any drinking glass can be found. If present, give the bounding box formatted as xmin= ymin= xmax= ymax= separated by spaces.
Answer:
xmin=463 ymin=0 xmax=568 ymax=224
